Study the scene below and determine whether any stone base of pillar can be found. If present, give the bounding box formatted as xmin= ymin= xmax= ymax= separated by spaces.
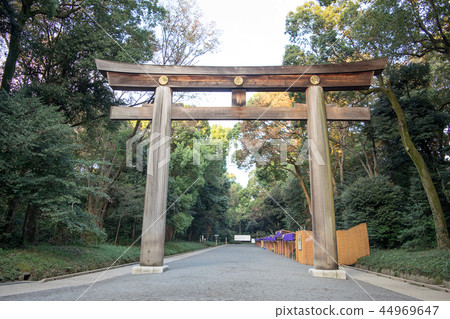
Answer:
xmin=132 ymin=265 xmax=169 ymax=274
xmin=309 ymin=268 xmax=346 ymax=280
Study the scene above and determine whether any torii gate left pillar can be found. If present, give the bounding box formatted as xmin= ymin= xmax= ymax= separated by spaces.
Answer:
xmin=306 ymin=84 xmax=343 ymax=279
xmin=132 ymin=86 xmax=172 ymax=274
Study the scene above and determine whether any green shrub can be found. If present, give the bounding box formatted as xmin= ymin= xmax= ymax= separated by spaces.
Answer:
xmin=356 ymin=249 xmax=450 ymax=283
xmin=336 ymin=175 xmax=405 ymax=248
xmin=0 ymin=241 xmax=214 ymax=282
xmin=399 ymin=175 xmax=436 ymax=249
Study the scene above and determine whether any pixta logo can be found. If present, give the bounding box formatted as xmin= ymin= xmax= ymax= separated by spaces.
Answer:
xmin=126 ymin=131 xmax=171 ymax=175
xmin=192 ymin=138 xmax=325 ymax=167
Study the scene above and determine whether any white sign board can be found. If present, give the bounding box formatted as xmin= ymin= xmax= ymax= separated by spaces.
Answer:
xmin=234 ymin=235 xmax=251 ymax=242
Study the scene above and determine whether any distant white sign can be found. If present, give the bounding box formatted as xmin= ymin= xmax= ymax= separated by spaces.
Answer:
xmin=234 ymin=235 xmax=251 ymax=242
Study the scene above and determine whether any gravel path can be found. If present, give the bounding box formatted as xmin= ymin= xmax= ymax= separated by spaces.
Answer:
xmin=0 ymin=245 xmax=416 ymax=301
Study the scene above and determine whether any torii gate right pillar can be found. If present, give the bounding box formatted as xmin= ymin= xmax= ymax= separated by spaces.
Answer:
xmin=306 ymin=84 xmax=346 ymax=279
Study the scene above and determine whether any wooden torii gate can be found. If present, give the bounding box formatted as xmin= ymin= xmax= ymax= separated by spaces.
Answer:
xmin=96 ymin=58 xmax=386 ymax=278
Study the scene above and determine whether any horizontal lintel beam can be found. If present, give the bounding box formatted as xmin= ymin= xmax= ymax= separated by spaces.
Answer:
xmin=106 ymin=71 xmax=375 ymax=92
xmin=96 ymin=58 xmax=387 ymax=76
xmin=110 ymin=104 xmax=370 ymax=121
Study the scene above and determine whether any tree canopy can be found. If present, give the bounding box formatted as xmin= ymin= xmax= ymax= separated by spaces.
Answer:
xmin=0 ymin=0 xmax=448 ymax=252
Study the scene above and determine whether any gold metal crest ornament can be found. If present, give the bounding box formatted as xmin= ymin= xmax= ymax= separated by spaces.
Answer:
xmin=309 ymin=75 xmax=321 ymax=85
xmin=158 ymin=75 xmax=169 ymax=85
xmin=234 ymin=76 xmax=244 ymax=86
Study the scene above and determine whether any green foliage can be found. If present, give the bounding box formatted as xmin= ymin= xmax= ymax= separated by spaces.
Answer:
xmin=279 ymin=175 xmax=310 ymax=230
xmin=164 ymin=240 xmax=209 ymax=256
xmin=170 ymin=212 xmax=194 ymax=236
xmin=0 ymin=90 xmax=103 ymax=245
xmin=285 ymin=0 xmax=450 ymax=61
xmin=283 ymin=0 xmax=450 ymax=249
xmin=188 ymin=124 xmax=231 ymax=241
xmin=369 ymin=63 xmax=449 ymax=215
xmin=0 ymin=240 xmax=214 ymax=282
xmin=103 ymin=167 xmax=146 ymax=244
xmin=5 ymin=0 xmax=164 ymax=123
xmin=283 ymin=45 xmax=317 ymax=66
xmin=399 ymin=175 xmax=437 ymax=250
xmin=337 ymin=176 xmax=405 ymax=248
xmin=41 ymin=205 xmax=107 ymax=245
xmin=350 ymin=0 xmax=450 ymax=59
xmin=0 ymin=244 xmax=140 ymax=282
xmin=285 ymin=0 xmax=357 ymax=63
xmin=225 ymin=182 xmax=250 ymax=234
xmin=0 ymin=0 xmax=448 ymax=258
xmin=166 ymin=121 xmax=206 ymax=239
xmin=357 ymin=249 xmax=450 ymax=283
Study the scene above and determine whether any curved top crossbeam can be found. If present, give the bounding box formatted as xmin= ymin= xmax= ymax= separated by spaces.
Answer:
xmin=95 ymin=58 xmax=387 ymax=92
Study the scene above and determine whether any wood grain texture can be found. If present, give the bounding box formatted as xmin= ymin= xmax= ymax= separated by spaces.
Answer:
xmin=110 ymin=105 xmax=370 ymax=121
xmin=139 ymin=86 xmax=172 ymax=267
xmin=232 ymin=89 xmax=246 ymax=107
xmin=306 ymin=86 xmax=339 ymax=270
xmin=96 ymin=58 xmax=387 ymax=75
xmin=105 ymin=71 xmax=375 ymax=92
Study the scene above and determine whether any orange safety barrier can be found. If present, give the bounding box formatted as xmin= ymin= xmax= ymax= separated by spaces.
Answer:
xmin=259 ymin=231 xmax=296 ymax=259
xmin=258 ymin=223 xmax=369 ymax=265
xmin=295 ymin=230 xmax=314 ymax=265
xmin=284 ymin=241 xmax=295 ymax=259
xmin=276 ymin=238 xmax=282 ymax=255
xmin=336 ymin=223 xmax=370 ymax=265
xmin=294 ymin=223 xmax=370 ymax=266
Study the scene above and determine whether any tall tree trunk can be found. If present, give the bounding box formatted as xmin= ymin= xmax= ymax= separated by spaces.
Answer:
xmin=22 ymin=204 xmax=38 ymax=244
xmin=165 ymin=226 xmax=175 ymax=241
xmin=114 ymin=216 xmax=122 ymax=246
xmin=1 ymin=26 xmax=22 ymax=93
xmin=329 ymin=137 xmax=373 ymax=177
xmin=338 ymin=122 xmax=348 ymax=184
xmin=1 ymin=1 xmax=83 ymax=92
xmin=93 ymin=121 xmax=143 ymax=226
xmin=358 ymin=135 xmax=374 ymax=177
xmin=380 ymin=77 xmax=450 ymax=249
xmin=371 ymin=137 xmax=378 ymax=176
xmin=5 ymin=196 xmax=19 ymax=233
xmin=205 ymin=223 xmax=212 ymax=241
xmin=294 ymin=165 xmax=312 ymax=216
xmin=21 ymin=203 xmax=31 ymax=244
xmin=1 ymin=1 xmax=34 ymax=93
xmin=100 ymin=200 xmax=110 ymax=228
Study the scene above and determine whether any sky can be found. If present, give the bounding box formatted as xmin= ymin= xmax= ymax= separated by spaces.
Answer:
xmin=182 ymin=0 xmax=305 ymax=186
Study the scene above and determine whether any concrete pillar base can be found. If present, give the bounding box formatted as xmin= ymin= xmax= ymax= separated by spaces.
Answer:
xmin=132 ymin=265 xmax=169 ymax=274
xmin=309 ymin=268 xmax=346 ymax=280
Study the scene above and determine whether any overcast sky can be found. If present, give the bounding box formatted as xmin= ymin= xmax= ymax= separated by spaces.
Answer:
xmin=185 ymin=0 xmax=304 ymax=186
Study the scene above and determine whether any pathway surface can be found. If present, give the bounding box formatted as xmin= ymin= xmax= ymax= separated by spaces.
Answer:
xmin=0 ymin=245 xmax=447 ymax=301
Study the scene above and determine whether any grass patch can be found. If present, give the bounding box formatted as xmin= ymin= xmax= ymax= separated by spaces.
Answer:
xmin=165 ymin=241 xmax=210 ymax=256
xmin=356 ymin=249 xmax=450 ymax=284
xmin=0 ymin=240 xmax=217 ymax=282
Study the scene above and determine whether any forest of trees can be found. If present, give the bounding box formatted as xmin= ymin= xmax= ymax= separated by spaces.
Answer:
xmin=233 ymin=0 xmax=450 ymax=250
xmin=0 ymin=0 xmax=449 ymax=252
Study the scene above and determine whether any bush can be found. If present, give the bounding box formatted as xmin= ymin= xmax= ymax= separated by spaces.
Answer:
xmin=0 ymin=90 xmax=100 ymax=246
xmin=357 ymin=249 xmax=450 ymax=284
xmin=0 ymin=244 xmax=140 ymax=282
xmin=336 ymin=175 xmax=405 ymax=248
xmin=399 ymin=175 xmax=436 ymax=249
xmin=0 ymin=241 xmax=214 ymax=282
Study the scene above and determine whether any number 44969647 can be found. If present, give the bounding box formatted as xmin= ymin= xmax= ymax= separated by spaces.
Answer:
xmin=379 ymin=305 xmax=439 ymax=316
